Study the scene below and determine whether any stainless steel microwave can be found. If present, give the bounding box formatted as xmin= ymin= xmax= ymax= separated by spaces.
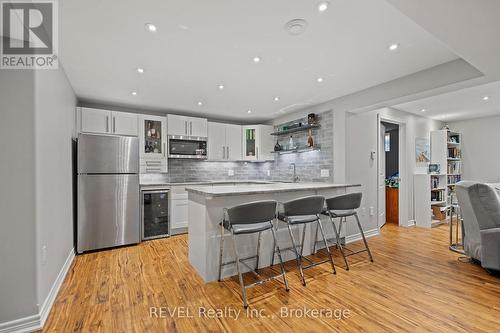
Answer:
xmin=168 ymin=135 xmax=207 ymax=159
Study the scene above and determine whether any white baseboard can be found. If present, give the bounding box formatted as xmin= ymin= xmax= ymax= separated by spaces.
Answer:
xmin=345 ymin=228 xmax=379 ymax=244
xmin=39 ymin=248 xmax=75 ymax=327
xmin=0 ymin=248 xmax=75 ymax=333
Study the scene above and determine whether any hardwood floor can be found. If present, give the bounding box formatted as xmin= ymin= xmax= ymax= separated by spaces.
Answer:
xmin=41 ymin=224 xmax=500 ymax=333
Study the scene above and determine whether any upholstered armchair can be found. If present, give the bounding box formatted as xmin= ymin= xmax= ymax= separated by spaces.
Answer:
xmin=456 ymin=181 xmax=500 ymax=273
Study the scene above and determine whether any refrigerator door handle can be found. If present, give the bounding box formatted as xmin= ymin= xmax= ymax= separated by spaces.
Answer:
xmin=106 ymin=116 xmax=109 ymax=133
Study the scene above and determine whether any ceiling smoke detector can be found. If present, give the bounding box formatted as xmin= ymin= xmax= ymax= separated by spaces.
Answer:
xmin=285 ymin=19 xmax=308 ymax=36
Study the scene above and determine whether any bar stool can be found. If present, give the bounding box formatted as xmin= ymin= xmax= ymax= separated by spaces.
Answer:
xmin=275 ymin=195 xmax=336 ymax=286
xmin=218 ymin=200 xmax=289 ymax=308
xmin=325 ymin=193 xmax=373 ymax=271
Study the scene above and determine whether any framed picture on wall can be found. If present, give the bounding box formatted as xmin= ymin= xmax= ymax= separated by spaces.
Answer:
xmin=415 ymin=137 xmax=430 ymax=166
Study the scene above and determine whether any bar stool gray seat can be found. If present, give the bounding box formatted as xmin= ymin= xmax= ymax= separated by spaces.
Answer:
xmin=275 ymin=195 xmax=336 ymax=286
xmin=324 ymin=192 xmax=373 ymax=271
xmin=218 ymin=200 xmax=289 ymax=308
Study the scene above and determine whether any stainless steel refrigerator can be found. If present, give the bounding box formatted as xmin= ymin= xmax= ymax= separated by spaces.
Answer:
xmin=77 ymin=134 xmax=140 ymax=253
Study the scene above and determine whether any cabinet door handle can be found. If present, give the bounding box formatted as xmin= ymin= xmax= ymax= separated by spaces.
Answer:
xmin=163 ymin=142 xmax=166 ymax=158
xmin=185 ymin=121 xmax=188 ymax=135
xmin=226 ymin=146 xmax=229 ymax=160
xmin=222 ymin=146 xmax=225 ymax=160
xmin=256 ymin=147 xmax=259 ymax=160
xmin=106 ymin=116 xmax=109 ymax=133
xmin=190 ymin=121 xmax=192 ymax=135
xmin=113 ymin=117 xmax=116 ymax=133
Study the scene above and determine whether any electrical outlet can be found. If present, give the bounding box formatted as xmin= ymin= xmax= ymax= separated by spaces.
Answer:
xmin=361 ymin=207 xmax=366 ymax=216
xmin=228 ymin=169 xmax=234 ymax=176
xmin=369 ymin=207 xmax=375 ymax=216
xmin=320 ymin=169 xmax=329 ymax=177
xmin=267 ymin=170 xmax=270 ymax=177
xmin=41 ymin=245 xmax=47 ymax=265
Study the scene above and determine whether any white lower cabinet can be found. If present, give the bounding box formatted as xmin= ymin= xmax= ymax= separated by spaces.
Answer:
xmin=170 ymin=186 xmax=188 ymax=231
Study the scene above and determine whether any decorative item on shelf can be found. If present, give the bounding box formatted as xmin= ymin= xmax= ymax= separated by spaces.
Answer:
xmin=307 ymin=129 xmax=314 ymax=147
xmin=288 ymin=136 xmax=295 ymax=150
xmin=428 ymin=164 xmax=440 ymax=174
xmin=274 ymin=138 xmax=282 ymax=152
xmin=308 ymin=113 xmax=317 ymax=124
xmin=442 ymin=124 xmax=450 ymax=130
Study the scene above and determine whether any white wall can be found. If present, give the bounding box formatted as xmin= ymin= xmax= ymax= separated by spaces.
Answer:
xmin=450 ymin=115 xmax=500 ymax=183
xmin=34 ymin=68 xmax=77 ymax=310
xmin=0 ymin=66 xmax=76 ymax=329
xmin=346 ymin=107 xmax=443 ymax=230
xmin=0 ymin=70 xmax=39 ymax=323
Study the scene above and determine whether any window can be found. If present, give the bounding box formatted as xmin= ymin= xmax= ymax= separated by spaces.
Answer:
xmin=384 ymin=133 xmax=391 ymax=152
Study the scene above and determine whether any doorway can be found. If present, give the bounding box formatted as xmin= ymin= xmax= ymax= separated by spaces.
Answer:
xmin=381 ymin=122 xmax=399 ymax=227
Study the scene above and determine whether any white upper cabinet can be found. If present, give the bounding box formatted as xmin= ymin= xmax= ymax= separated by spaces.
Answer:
xmin=226 ymin=124 xmax=242 ymax=160
xmin=112 ymin=111 xmax=138 ymax=136
xmin=242 ymin=125 xmax=273 ymax=161
xmin=208 ymin=122 xmax=226 ymax=160
xmin=80 ymin=107 xmax=112 ymax=134
xmin=138 ymin=115 xmax=168 ymax=173
xmin=167 ymin=114 xmax=207 ymax=137
xmin=79 ymin=107 xmax=138 ymax=136
xmin=208 ymin=122 xmax=242 ymax=161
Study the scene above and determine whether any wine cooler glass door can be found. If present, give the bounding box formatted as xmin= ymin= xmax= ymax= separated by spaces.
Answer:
xmin=142 ymin=190 xmax=169 ymax=240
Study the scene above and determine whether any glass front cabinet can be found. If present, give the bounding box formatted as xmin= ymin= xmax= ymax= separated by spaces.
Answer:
xmin=139 ymin=115 xmax=168 ymax=173
xmin=242 ymin=125 xmax=274 ymax=161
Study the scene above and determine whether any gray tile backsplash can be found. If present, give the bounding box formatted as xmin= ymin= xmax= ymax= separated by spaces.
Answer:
xmin=140 ymin=111 xmax=333 ymax=184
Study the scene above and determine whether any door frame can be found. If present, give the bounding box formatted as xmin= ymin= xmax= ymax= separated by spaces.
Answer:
xmin=377 ymin=115 xmax=407 ymax=229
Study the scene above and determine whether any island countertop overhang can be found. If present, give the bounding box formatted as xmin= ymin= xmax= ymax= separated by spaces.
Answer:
xmin=185 ymin=182 xmax=361 ymax=197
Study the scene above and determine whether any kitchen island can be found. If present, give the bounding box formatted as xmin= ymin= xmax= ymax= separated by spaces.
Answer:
xmin=185 ymin=182 xmax=361 ymax=282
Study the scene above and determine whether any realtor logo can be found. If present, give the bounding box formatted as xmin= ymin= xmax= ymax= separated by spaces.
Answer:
xmin=1 ymin=0 xmax=58 ymax=69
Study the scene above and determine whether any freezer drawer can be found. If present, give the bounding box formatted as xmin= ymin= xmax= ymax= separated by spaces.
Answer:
xmin=78 ymin=134 xmax=139 ymax=174
xmin=78 ymin=174 xmax=140 ymax=253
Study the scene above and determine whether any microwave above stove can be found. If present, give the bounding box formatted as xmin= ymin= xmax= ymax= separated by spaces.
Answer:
xmin=168 ymin=135 xmax=207 ymax=159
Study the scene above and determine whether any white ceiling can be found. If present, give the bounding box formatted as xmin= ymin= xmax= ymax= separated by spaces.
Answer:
xmin=59 ymin=0 xmax=459 ymax=121
xmin=394 ymin=80 xmax=500 ymax=122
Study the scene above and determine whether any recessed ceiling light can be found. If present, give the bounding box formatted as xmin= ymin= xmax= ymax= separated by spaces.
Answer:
xmin=145 ymin=23 xmax=157 ymax=32
xmin=197 ymin=101 xmax=203 ymax=106
xmin=274 ymin=96 xmax=280 ymax=101
xmin=388 ymin=43 xmax=399 ymax=51
xmin=317 ymin=77 xmax=324 ymax=83
xmin=218 ymin=84 xmax=225 ymax=90
xmin=253 ymin=56 xmax=261 ymax=63
xmin=136 ymin=67 xmax=144 ymax=74
xmin=420 ymin=108 xmax=426 ymax=112
xmin=483 ymin=96 xmax=490 ymax=101
xmin=131 ymin=91 xmax=137 ymax=96
xmin=247 ymin=109 xmax=252 ymax=114
xmin=318 ymin=1 xmax=329 ymax=12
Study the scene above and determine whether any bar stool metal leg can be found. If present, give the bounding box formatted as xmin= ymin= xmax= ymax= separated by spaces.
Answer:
xmin=218 ymin=222 xmax=225 ymax=282
xmin=317 ymin=217 xmax=336 ymax=275
xmin=287 ymin=224 xmax=307 ymax=286
xmin=255 ymin=231 xmax=262 ymax=271
xmin=231 ymin=232 xmax=249 ymax=308
xmin=312 ymin=222 xmax=319 ymax=254
xmin=329 ymin=213 xmax=349 ymax=270
xmin=299 ymin=223 xmax=307 ymax=257
xmin=354 ymin=213 xmax=373 ymax=262
xmin=271 ymin=227 xmax=289 ymax=291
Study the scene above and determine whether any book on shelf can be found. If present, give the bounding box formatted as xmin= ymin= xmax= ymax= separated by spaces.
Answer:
xmin=448 ymin=147 xmax=461 ymax=158
xmin=447 ymin=161 xmax=461 ymax=174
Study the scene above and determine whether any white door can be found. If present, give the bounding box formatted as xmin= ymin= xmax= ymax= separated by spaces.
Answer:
xmin=167 ymin=114 xmax=188 ymax=136
xmin=188 ymin=117 xmax=208 ymax=137
xmin=81 ymin=107 xmax=111 ymax=134
xmin=378 ymin=121 xmax=386 ymax=228
xmin=226 ymin=124 xmax=242 ymax=160
xmin=207 ymin=122 xmax=226 ymax=160
xmin=112 ymin=111 xmax=138 ymax=136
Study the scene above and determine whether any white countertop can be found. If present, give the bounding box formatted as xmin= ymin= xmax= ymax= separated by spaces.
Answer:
xmin=185 ymin=182 xmax=361 ymax=197
xmin=140 ymin=180 xmax=272 ymax=187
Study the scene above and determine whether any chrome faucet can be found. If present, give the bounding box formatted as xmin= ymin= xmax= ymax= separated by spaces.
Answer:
xmin=290 ymin=163 xmax=300 ymax=182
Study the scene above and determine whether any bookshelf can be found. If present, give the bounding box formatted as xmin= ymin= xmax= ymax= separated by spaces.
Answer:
xmin=430 ymin=129 xmax=462 ymax=226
